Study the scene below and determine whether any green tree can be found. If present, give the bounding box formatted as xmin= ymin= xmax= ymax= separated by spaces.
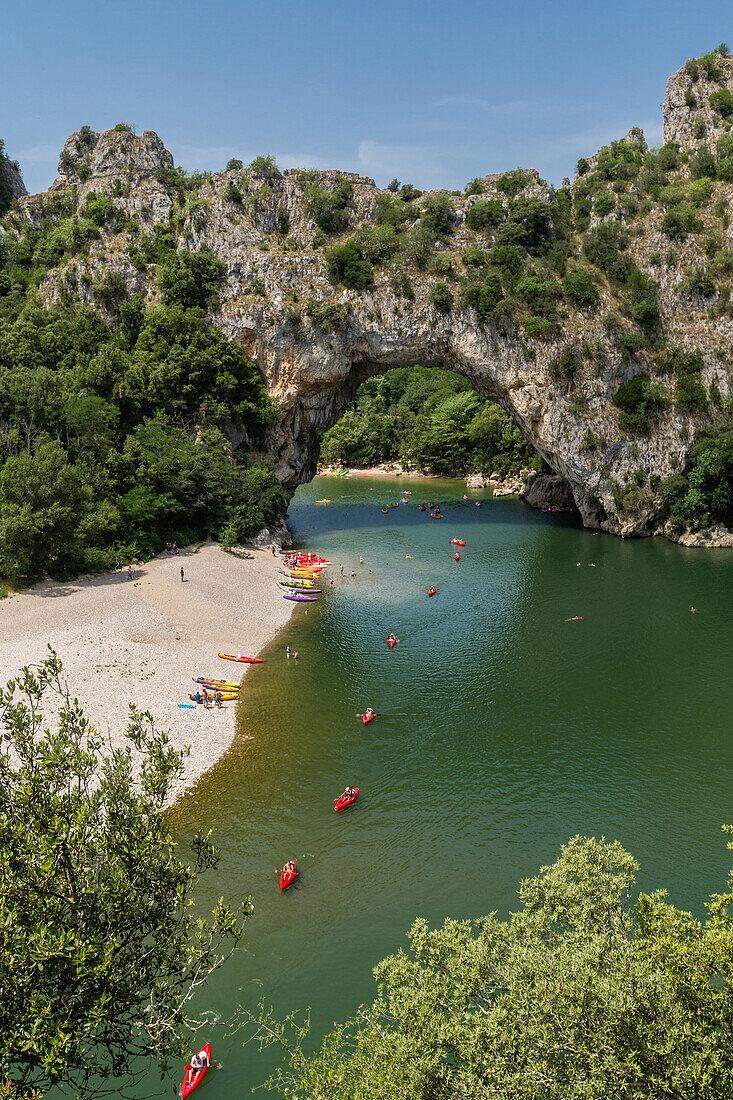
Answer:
xmin=0 ymin=442 xmax=89 ymax=580
xmin=420 ymin=194 xmax=454 ymax=237
xmin=254 ymin=833 xmax=733 ymax=1100
xmin=157 ymin=249 xmax=226 ymax=310
xmin=0 ymin=653 xmax=248 ymax=1096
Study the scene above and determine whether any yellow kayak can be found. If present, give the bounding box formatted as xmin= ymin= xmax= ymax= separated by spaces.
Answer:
xmin=315 ymin=499 xmax=332 ymax=504
xmin=188 ymin=692 xmax=239 ymax=702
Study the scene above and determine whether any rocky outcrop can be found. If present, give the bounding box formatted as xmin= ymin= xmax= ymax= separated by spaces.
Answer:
xmin=663 ymin=54 xmax=733 ymax=148
xmin=4 ymin=76 xmax=733 ymax=542
xmin=523 ymin=473 xmax=577 ymax=511
xmin=0 ymin=152 xmax=26 ymax=200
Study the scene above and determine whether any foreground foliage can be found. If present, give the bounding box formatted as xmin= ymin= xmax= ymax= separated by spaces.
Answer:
xmin=0 ymin=653 xmax=249 ymax=1097
xmin=320 ymin=366 xmax=540 ymax=477
xmin=253 ymin=832 xmax=733 ymax=1099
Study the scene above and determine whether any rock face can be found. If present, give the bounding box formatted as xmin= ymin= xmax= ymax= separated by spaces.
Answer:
xmin=5 ymin=84 xmax=733 ymax=541
xmin=523 ymin=473 xmax=577 ymax=511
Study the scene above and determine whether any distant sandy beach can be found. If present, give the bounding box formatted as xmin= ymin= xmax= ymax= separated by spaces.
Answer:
xmin=0 ymin=543 xmax=294 ymax=801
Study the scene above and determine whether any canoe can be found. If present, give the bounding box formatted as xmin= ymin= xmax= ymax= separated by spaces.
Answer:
xmin=280 ymin=861 xmax=298 ymax=890
xmin=180 ymin=1043 xmax=211 ymax=1099
xmin=218 ymin=653 xmax=263 ymax=663
xmin=193 ymin=678 xmax=240 ymax=689
xmin=188 ymin=692 xmax=238 ymax=702
xmin=334 ymin=787 xmax=359 ymax=812
xmin=362 ymin=712 xmax=376 ymax=725
xmin=451 ymin=539 xmax=466 ymax=546
xmin=283 ymin=593 xmax=318 ymax=602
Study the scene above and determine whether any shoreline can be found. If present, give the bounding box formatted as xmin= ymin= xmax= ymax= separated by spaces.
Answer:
xmin=0 ymin=542 xmax=295 ymax=802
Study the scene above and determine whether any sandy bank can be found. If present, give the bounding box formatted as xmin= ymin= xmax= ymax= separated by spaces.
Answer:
xmin=0 ymin=543 xmax=294 ymax=800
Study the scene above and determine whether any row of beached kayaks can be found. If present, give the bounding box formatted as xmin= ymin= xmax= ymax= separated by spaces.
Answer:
xmin=279 ymin=552 xmax=330 ymax=604
xmin=184 ymin=653 xmax=265 ymax=705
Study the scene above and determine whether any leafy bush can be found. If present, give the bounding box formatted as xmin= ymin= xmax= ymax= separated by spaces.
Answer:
xmin=325 ymin=241 xmax=374 ymax=290
xmin=113 ymin=121 xmax=133 ymax=133
xmin=685 ymin=266 xmax=716 ymax=297
xmin=157 ymin=249 xmax=226 ymax=310
xmin=593 ymin=190 xmax=615 ymax=216
xmin=420 ymin=194 xmax=455 ymax=237
xmin=614 ymin=374 xmax=664 ymax=432
xmin=225 ymin=180 xmax=243 ymax=204
xmin=429 ymin=282 xmax=453 ymax=314
xmin=304 ymin=180 xmax=352 ymax=234
xmin=399 ymin=183 xmax=422 ymax=202
xmin=549 ymin=343 xmax=581 ymax=378
xmin=690 ymin=146 xmax=716 ymax=180
xmin=352 ymin=224 xmax=399 ymax=264
xmin=675 ymin=372 xmax=708 ymax=412
xmin=659 ymin=413 xmax=733 ymax=527
xmin=248 ymin=154 xmax=279 ymax=175
xmin=305 ymin=298 xmax=348 ymax=330
xmin=465 ymin=199 xmax=504 ymax=231
xmin=498 ymin=197 xmax=556 ymax=255
xmin=464 ymin=178 xmax=483 ymax=195
xmin=459 ymin=268 xmax=504 ymax=322
xmin=710 ymin=89 xmax=733 ymax=117
xmin=496 ymin=170 xmax=534 ymax=198
xmin=661 ymin=204 xmax=701 ymax=240
xmin=225 ymin=158 xmax=243 ymax=171
xmin=628 ymin=269 xmax=660 ymax=330
xmin=563 ymin=268 xmax=599 ymax=307
xmin=398 ymin=225 xmax=434 ymax=268
xmin=82 ymin=191 xmax=121 ymax=227
xmin=583 ymin=220 xmax=632 ymax=281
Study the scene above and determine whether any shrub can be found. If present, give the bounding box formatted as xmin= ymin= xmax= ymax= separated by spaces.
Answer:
xmin=628 ymin=269 xmax=660 ymax=330
xmin=685 ymin=58 xmax=700 ymax=82
xmin=583 ymin=220 xmax=632 ymax=281
xmin=373 ymin=193 xmax=411 ymax=228
xmin=655 ymin=345 xmax=704 ymax=374
xmin=462 ymin=245 xmax=488 ymax=269
xmin=617 ymin=331 xmax=646 ymax=361
xmin=93 ymin=270 xmax=128 ymax=309
xmin=399 ymin=225 xmax=434 ymax=268
xmin=563 ymin=268 xmax=599 ymax=307
xmin=464 ymin=178 xmax=483 ymax=195
xmin=429 ymin=282 xmax=453 ymax=314
xmin=157 ymin=249 xmax=226 ymax=310
xmin=306 ymin=298 xmax=348 ymax=330
xmin=399 ymin=183 xmax=422 ymax=202
xmin=615 ymin=374 xmax=663 ymax=432
xmin=488 ymin=244 xmax=525 ymax=290
xmin=657 ymin=142 xmax=681 ymax=171
xmin=225 ymin=158 xmax=243 ymax=171
xmin=576 ymin=157 xmax=590 ymax=176
xmin=466 ymin=198 xmax=504 ymax=231
xmin=248 ymin=154 xmax=279 ymax=175
xmin=225 ymin=180 xmax=243 ymax=204
xmin=675 ymin=372 xmax=708 ymax=412
xmin=593 ymin=190 xmax=615 ymax=216
xmin=386 ymin=178 xmax=400 ymax=192
xmin=710 ymin=89 xmax=733 ymax=118
xmin=352 ymin=224 xmax=399 ymax=264
xmin=685 ymin=266 xmax=716 ymax=297
xmin=522 ymin=314 xmax=558 ymax=338
xmin=459 ymin=268 xmax=504 ymax=322
xmin=304 ymin=180 xmax=352 ymax=235
xmin=690 ymin=146 xmax=716 ymax=179
xmin=549 ymin=343 xmax=581 ymax=378
xmin=686 ymin=88 xmax=698 ymax=108
xmin=499 ymin=197 xmax=556 ymax=255
xmin=113 ymin=121 xmax=133 ymax=133
xmin=496 ymin=169 xmax=534 ymax=198
xmin=661 ymin=205 xmax=701 ymax=240
xmin=325 ymin=241 xmax=374 ymax=290
xmin=514 ymin=274 xmax=563 ymax=317
xmin=689 ymin=176 xmax=714 ymax=205
xmin=429 ymin=252 xmax=454 ymax=277
xmin=420 ymin=193 xmax=455 ymax=237
xmin=82 ymin=191 xmax=120 ymax=227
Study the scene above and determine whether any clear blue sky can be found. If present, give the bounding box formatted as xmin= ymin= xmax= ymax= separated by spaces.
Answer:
xmin=3 ymin=0 xmax=731 ymax=194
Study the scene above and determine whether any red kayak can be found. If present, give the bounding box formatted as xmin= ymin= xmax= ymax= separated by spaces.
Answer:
xmin=334 ymin=787 xmax=359 ymax=812
xmin=426 ymin=587 xmax=437 ymax=597
xmin=361 ymin=711 xmax=376 ymax=725
xmin=451 ymin=539 xmax=466 ymax=546
xmin=454 ymin=553 xmax=460 ymax=561
xmin=387 ymin=637 xmax=397 ymax=648
xmin=280 ymin=861 xmax=298 ymax=891
xmin=181 ymin=1044 xmax=211 ymax=1099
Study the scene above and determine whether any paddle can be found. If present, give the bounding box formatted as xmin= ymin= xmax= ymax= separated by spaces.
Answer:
xmin=356 ymin=712 xmax=381 ymax=720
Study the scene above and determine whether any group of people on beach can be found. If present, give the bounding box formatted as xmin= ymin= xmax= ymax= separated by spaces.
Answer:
xmin=189 ymin=689 xmax=224 ymax=708
xmin=165 ymin=541 xmax=179 ymax=555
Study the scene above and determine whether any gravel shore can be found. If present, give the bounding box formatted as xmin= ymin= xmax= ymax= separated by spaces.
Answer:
xmin=0 ymin=543 xmax=294 ymax=800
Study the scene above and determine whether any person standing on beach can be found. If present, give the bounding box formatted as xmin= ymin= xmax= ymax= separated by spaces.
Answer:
xmin=180 ymin=566 xmax=184 ymax=583
xmin=127 ymin=565 xmax=134 ymax=581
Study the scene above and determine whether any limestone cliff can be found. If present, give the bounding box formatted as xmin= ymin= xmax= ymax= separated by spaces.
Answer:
xmin=4 ymin=54 xmax=733 ymax=541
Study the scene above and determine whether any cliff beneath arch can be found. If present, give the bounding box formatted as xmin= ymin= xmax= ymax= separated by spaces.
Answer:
xmin=4 ymin=52 xmax=733 ymax=542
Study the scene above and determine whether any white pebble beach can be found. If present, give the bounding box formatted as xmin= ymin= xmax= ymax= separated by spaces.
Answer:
xmin=0 ymin=542 xmax=294 ymax=800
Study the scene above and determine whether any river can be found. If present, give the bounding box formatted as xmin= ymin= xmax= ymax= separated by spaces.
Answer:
xmin=165 ymin=474 xmax=733 ymax=1097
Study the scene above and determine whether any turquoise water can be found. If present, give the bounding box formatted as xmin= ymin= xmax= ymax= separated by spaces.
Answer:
xmin=163 ymin=474 xmax=733 ymax=1096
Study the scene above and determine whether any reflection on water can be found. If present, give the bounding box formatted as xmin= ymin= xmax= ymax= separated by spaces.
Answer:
xmin=162 ymin=476 xmax=733 ymax=1098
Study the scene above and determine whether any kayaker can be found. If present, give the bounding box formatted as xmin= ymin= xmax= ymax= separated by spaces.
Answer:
xmin=187 ymin=1048 xmax=209 ymax=1084
xmin=214 ymin=691 xmax=223 ymax=707
xmin=282 ymin=860 xmax=296 ymax=874
xmin=341 ymin=787 xmax=356 ymax=800
xmin=364 ymin=707 xmax=375 ymax=720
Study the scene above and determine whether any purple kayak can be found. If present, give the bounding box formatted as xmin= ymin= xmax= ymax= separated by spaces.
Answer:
xmin=283 ymin=592 xmax=319 ymax=602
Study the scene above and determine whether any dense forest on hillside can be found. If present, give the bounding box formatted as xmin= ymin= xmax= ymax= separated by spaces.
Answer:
xmin=320 ymin=366 xmax=541 ymax=476
xmin=0 ymin=176 xmax=286 ymax=585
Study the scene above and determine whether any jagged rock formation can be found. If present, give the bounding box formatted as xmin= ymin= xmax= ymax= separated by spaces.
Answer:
xmin=4 ymin=54 xmax=733 ymax=541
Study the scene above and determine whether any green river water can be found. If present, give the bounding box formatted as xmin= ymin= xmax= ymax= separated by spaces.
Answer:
xmin=163 ymin=474 xmax=732 ymax=1097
